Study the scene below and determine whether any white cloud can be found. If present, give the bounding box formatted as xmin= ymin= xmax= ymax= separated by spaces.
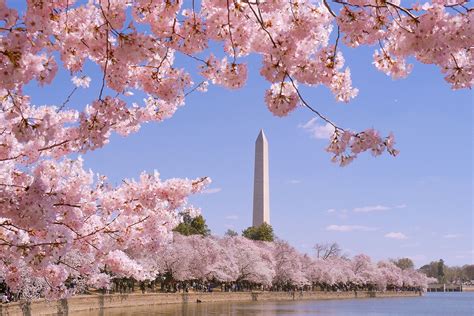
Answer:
xmin=384 ymin=232 xmax=408 ymax=240
xmin=353 ymin=205 xmax=390 ymax=212
xmin=201 ymin=187 xmax=222 ymax=194
xmin=298 ymin=118 xmax=335 ymax=140
xmin=326 ymin=225 xmax=377 ymax=232
xmin=443 ymin=234 xmax=462 ymax=239
xmin=353 ymin=204 xmax=407 ymax=213
xmin=225 ymin=215 xmax=239 ymax=220
xmin=326 ymin=208 xmax=337 ymax=213
xmin=289 ymin=179 xmax=301 ymax=184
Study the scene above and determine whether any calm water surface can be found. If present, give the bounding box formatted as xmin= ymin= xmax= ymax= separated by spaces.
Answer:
xmin=74 ymin=292 xmax=473 ymax=316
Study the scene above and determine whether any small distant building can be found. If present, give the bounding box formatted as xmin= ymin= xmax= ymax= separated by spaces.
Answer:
xmin=252 ymin=130 xmax=270 ymax=227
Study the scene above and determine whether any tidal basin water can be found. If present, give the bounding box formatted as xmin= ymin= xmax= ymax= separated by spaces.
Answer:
xmin=73 ymin=292 xmax=473 ymax=316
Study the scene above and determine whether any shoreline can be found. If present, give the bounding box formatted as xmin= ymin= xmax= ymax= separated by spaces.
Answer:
xmin=0 ymin=290 xmax=421 ymax=316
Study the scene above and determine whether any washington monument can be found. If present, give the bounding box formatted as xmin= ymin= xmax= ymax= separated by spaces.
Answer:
xmin=253 ymin=130 xmax=270 ymax=227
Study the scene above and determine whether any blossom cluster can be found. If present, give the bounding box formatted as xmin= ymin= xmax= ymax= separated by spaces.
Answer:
xmin=336 ymin=0 xmax=473 ymax=88
xmin=327 ymin=130 xmax=399 ymax=166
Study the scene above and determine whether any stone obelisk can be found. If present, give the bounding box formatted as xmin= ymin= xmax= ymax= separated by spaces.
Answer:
xmin=253 ymin=129 xmax=270 ymax=227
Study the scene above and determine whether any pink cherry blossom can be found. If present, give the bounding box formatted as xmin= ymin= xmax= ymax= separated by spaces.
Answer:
xmin=265 ymin=82 xmax=300 ymax=117
xmin=0 ymin=0 xmax=467 ymax=298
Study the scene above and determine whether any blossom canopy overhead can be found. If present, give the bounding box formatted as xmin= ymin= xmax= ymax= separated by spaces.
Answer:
xmin=0 ymin=0 xmax=470 ymax=299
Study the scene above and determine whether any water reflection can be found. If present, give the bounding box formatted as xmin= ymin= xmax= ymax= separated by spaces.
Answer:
xmin=68 ymin=293 xmax=473 ymax=316
xmin=71 ymin=301 xmax=299 ymax=316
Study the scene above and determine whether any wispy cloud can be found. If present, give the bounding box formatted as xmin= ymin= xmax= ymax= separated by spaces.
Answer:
xmin=298 ymin=118 xmax=335 ymax=140
xmin=326 ymin=225 xmax=377 ymax=232
xmin=443 ymin=234 xmax=462 ymax=239
xmin=384 ymin=232 xmax=408 ymax=240
xmin=289 ymin=179 xmax=301 ymax=184
xmin=354 ymin=205 xmax=390 ymax=212
xmin=225 ymin=215 xmax=239 ymax=220
xmin=326 ymin=208 xmax=337 ymax=213
xmin=201 ymin=187 xmax=222 ymax=194
xmin=353 ymin=204 xmax=406 ymax=213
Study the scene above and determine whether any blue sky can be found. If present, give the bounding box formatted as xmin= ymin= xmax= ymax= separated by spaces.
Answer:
xmin=14 ymin=2 xmax=472 ymax=268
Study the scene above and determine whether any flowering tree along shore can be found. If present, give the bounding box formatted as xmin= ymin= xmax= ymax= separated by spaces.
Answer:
xmin=3 ymin=235 xmax=436 ymax=300
xmin=152 ymin=236 xmax=434 ymax=292
xmin=0 ymin=0 xmax=471 ymax=300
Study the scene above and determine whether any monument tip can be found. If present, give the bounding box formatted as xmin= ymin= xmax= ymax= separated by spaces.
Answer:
xmin=257 ymin=129 xmax=267 ymax=140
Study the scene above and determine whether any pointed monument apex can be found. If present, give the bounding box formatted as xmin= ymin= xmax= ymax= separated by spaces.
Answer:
xmin=253 ymin=129 xmax=270 ymax=227
xmin=257 ymin=129 xmax=266 ymax=139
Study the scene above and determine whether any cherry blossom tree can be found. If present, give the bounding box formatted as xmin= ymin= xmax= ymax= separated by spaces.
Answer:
xmin=377 ymin=261 xmax=404 ymax=290
xmin=182 ymin=235 xmax=231 ymax=281
xmin=351 ymin=254 xmax=380 ymax=289
xmin=0 ymin=163 xmax=209 ymax=297
xmin=272 ymin=240 xmax=309 ymax=288
xmin=152 ymin=234 xmax=198 ymax=282
xmin=221 ymin=236 xmax=275 ymax=286
xmin=1 ymin=0 xmax=469 ymax=299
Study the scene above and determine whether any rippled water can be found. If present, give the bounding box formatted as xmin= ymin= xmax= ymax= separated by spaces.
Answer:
xmin=73 ymin=292 xmax=473 ymax=316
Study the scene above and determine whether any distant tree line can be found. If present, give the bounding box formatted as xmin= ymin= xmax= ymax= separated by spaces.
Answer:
xmin=388 ymin=257 xmax=474 ymax=284
xmin=419 ymin=259 xmax=474 ymax=284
